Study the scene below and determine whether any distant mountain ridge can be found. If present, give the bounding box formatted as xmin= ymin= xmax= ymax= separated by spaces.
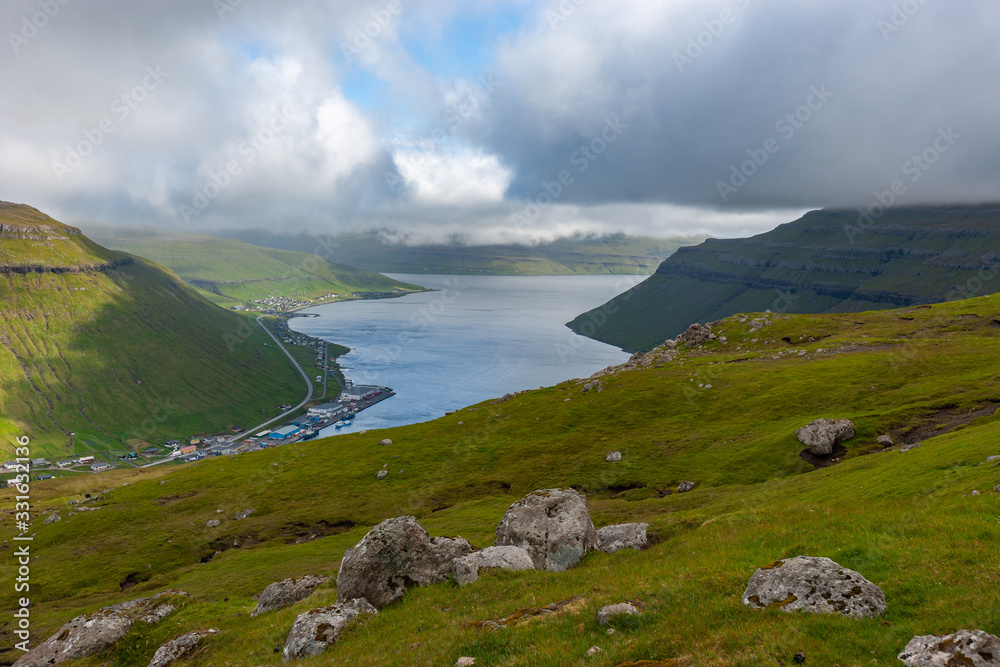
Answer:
xmin=569 ymin=204 xmax=1000 ymax=351
xmin=215 ymin=229 xmax=707 ymax=275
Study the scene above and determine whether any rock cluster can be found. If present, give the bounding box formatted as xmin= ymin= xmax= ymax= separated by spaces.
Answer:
xmin=677 ymin=480 xmax=696 ymax=493
xmin=252 ymin=575 xmax=328 ymax=616
xmin=336 ymin=516 xmax=473 ymax=608
xmin=676 ymin=322 xmax=714 ymax=347
xmin=234 ymin=508 xmax=256 ymax=520
xmin=282 ymin=598 xmax=377 ymax=662
xmin=742 ymin=556 xmax=885 ymax=618
xmin=897 ymin=629 xmax=1000 ymax=666
xmin=494 ymin=488 xmax=600 ymax=572
xmin=596 ymin=523 xmax=648 ymax=554
xmin=796 ymin=418 xmax=857 ymax=456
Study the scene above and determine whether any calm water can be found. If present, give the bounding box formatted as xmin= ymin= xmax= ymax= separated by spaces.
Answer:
xmin=289 ymin=274 xmax=637 ymax=435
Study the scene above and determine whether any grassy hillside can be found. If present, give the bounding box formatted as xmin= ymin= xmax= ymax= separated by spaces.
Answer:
xmin=0 ymin=202 xmax=305 ymax=460
xmin=3 ymin=293 xmax=999 ymax=665
xmin=570 ymin=204 xmax=1000 ymax=351
xmin=217 ymin=230 xmax=708 ymax=275
xmin=83 ymin=226 xmax=426 ymax=308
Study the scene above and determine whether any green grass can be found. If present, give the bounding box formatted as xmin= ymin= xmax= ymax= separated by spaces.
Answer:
xmin=0 ymin=203 xmax=306 ymax=454
xmin=571 ymin=204 xmax=1000 ymax=351
xmin=216 ymin=230 xmax=708 ymax=276
xmin=82 ymin=225 xmax=427 ymax=308
xmin=3 ymin=293 xmax=1000 ymax=665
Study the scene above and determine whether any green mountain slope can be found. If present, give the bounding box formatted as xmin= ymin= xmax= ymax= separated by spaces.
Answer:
xmin=218 ymin=230 xmax=708 ymax=275
xmin=0 ymin=202 xmax=304 ymax=459
xmin=569 ymin=204 xmax=1000 ymax=351
xmin=83 ymin=226 xmax=426 ymax=308
xmin=4 ymin=294 xmax=999 ymax=665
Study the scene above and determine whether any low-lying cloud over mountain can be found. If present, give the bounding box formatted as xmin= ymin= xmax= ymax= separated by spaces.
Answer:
xmin=2 ymin=0 xmax=997 ymax=243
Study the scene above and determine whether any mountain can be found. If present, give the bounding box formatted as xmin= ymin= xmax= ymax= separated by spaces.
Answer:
xmin=0 ymin=202 xmax=306 ymax=460
xmin=215 ymin=229 xmax=708 ymax=275
xmin=569 ymin=204 xmax=1000 ymax=351
xmin=4 ymin=294 xmax=999 ymax=665
xmin=82 ymin=226 xmax=426 ymax=309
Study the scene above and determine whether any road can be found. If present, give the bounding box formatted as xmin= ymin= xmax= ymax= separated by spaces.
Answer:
xmin=140 ymin=316 xmax=316 ymax=467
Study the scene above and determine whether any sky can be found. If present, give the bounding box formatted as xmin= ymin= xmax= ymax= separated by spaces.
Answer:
xmin=1 ymin=0 xmax=998 ymax=244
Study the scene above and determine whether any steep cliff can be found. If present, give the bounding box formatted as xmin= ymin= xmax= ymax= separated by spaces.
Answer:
xmin=569 ymin=205 xmax=1000 ymax=351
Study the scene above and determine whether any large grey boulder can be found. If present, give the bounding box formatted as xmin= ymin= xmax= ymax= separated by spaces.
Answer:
xmin=898 ymin=630 xmax=1000 ymax=666
xmin=251 ymin=575 xmax=328 ymax=616
xmin=597 ymin=523 xmax=648 ymax=554
xmin=494 ymin=488 xmax=600 ymax=572
xmin=796 ymin=418 xmax=857 ymax=456
xmin=13 ymin=610 xmax=133 ymax=667
xmin=742 ymin=556 xmax=885 ymax=618
xmin=452 ymin=546 xmax=534 ymax=586
xmin=147 ymin=630 xmax=218 ymax=667
xmin=676 ymin=323 xmax=713 ymax=347
xmin=336 ymin=516 xmax=473 ymax=608
xmin=282 ymin=598 xmax=376 ymax=661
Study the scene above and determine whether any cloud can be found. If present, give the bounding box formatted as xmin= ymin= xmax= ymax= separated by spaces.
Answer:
xmin=0 ymin=0 xmax=997 ymax=242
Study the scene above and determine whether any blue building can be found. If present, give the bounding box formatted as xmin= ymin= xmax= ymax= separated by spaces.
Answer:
xmin=269 ymin=425 xmax=301 ymax=440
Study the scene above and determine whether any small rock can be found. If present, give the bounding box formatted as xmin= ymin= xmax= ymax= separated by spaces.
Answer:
xmin=452 ymin=546 xmax=534 ymax=586
xmin=877 ymin=434 xmax=894 ymax=446
xmin=379 ymin=439 xmax=392 ymax=446
xmin=987 ymin=455 xmax=1000 ymax=462
xmin=796 ymin=418 xmax=856 ymax=456
xmin=742 ymin=555 xmax=885 ymax=618
xmin=793 ymin=652 xmax=806 ymax=664
xmin=900 ymin=444 xmax=920 ymax=453
xmin=43 ymin=512 xmax=61 ymax=525
xmin=585 ymin=646 xmax=603 ymax=657
xmin=376 ymin=470 xmax=387 ymax=480
xmin=281 ymin=598 xmax=376 ymax=661
xmin=215 ymin=509 xmax=223 ymax=514
xmin=971 ymin=490 xmax=981 ymax=496
xmin=455 ymin=658 xmax=476 ymax=667
xmin=252 ymin=575 xmax=328 ymax=616
xmin=235 ymin=508 xmax=256 ymax=520
xmin=605 ymin=450 xmax=622 ymax=462
xmin=898 ymin=629 xmax=1000 ymax=666
xmin=596 ymin=523 xmax=648 ymax=554
xmin=994 ymin=484 xmax=1000 ymax=493
xmin=677 ymin=481 xmax=696 ymax=493
xmin=206 ymin=519 xmax=221 ymax=528
xmin=147 ymin=629 xmax=218 ymax=667
xmin=596 ymin=602 xmax=641 ymax=626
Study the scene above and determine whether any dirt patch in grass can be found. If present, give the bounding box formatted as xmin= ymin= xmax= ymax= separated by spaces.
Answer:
xmin=899 ymin=402 xmax=1000 ymax=445
xmin=798 ymin=444 xmax=847 ymax=470
xmin=467 ymin=596 xmax=588 ymax=630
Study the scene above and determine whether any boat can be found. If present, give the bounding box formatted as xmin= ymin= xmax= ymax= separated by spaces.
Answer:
xmin=300 ymin=428 xmax=319 ymax=441
xmin=334 ymin=420 xmax=347 ymax=429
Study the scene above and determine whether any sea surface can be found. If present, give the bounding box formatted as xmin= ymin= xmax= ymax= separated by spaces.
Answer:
xmin=289 ymin=274 xmax=638 ymax=436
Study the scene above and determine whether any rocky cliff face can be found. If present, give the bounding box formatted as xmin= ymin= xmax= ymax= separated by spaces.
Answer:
xmin=569 ymin=204 xmax=1000 ymax=351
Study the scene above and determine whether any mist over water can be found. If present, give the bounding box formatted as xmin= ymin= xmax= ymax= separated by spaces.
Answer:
xmin=289 ymin=274 xmax=635 ymax=435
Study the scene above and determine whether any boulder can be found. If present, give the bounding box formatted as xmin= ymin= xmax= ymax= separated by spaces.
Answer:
xmin=597 ymin=602 xmax=641 ymax=626
xmin=336 ymin=516 xmax=473 ymax=608
xmin=376 ymin=470 xmax=387 ymax=480
xmin=796 ymin=418 xmax=857 ymax=456
xmin=605 ymin=450 xmax=622 ymax=462
xmin=676 ymin=323 xmax=713 ymax=348
xmin=452 ymin=546 xmax=534 ymax=586
xmin=13 ymin=610 xmax=133 ymax=667
xmin=898 ymin=629 xmax=1000 ymax=666
xmin=379 ymin=439 xmax=392 ymax=446
xmin=677 ymin=481 xmax=696 ymax=493
xmin=742 ymin=556 xmax=885 ymax=618
xmin=147 ymin=630 xmax=218 ymax=667
xmin=596 ymin=523 xmax=648 ymax=554
xmin=234 ymin=508 xmax=256 ymax=520
xmin=877 ymin=434 xmax=894 ymax=446
xmin=281 ymin=598 xmax=376 ymax=662
xmin=206 ymin=519 xmax=221 ymax=528
xmin=456 ymin=658 xmax=476 ymax=667
xmin=494 ymin=488 xmax=600 ymax=572
xmin=43 ymin=512 xmax=61 ymax=524
xmin=251 ymin=575 xmax=328 ymax=616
